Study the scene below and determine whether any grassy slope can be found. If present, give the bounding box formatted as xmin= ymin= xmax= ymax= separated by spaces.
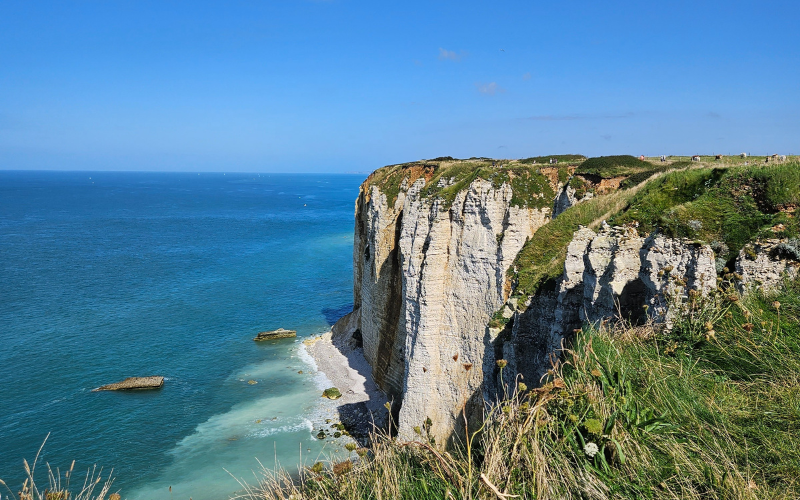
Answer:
xmin=576 ymin=155 xmax=655 ymax=177
xmin=609 ymin=163 xmax=800 ymax=262
xmin=511 ymin=188 xmax=636 ymax=296
xmin=513 ymin=161 xmax=800 ymax=297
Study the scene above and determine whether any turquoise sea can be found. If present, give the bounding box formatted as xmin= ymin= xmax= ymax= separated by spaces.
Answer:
xmin=0 ymin=171 xmax=361 ymax=499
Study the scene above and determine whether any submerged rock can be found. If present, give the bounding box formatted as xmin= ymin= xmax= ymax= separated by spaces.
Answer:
xmin=93 ymin=376 xmax=164 ymax=391
xmin=253 ymin=328 xmax=297 ymax=341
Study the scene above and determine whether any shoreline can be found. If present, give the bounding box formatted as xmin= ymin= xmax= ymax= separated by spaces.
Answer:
xmin=301 ymin=331 xmax=388 ymax=442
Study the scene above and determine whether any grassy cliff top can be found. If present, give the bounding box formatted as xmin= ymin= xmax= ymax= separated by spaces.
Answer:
xmin=363 ymin=155 xmax=792 ymax=210
xmin=363 ymin=158 xmax=574 ymax=210
xmin=575 ymin=155 xmax=655 ymax=177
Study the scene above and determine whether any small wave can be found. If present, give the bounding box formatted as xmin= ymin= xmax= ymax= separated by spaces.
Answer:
xmin=296 ymin=344 xmax=318 ymax=371
xmin=296 ymin=343 xmax=333 ymax=391
xmin=247 ymin=418 xmax=313 ymax=438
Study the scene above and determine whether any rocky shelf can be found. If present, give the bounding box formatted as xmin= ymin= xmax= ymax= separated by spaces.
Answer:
xmin=253 ymin=328 xmax=297 ymax=341
xmin=93 ymin=376 xmax=164 ymax=391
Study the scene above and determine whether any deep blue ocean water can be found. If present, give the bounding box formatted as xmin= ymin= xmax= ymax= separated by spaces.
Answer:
xmin=0 ymin=171 xmax=361 ymax=499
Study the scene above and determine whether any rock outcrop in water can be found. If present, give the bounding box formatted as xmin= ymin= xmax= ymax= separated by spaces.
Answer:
xmin=253 ymin=328 xmax=297 ymax=341
xmin=94 ymin=376 xmax=164 ymax=391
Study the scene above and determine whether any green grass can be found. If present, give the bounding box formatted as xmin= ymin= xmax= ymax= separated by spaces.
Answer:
xmin=567 ymin=174 xmax=594 ymax=198
xmin=577 ymin=155 xmax=655 ymax=177
xmin=609 ymin=162 xmax=800 ymax=263
xmin=519 ymin=154 xmax=586 ymax=164
xmin=365 ymin=160 xmax=556 ymax=210
xmin=511 ymin=189 xmax=635 ymax=296
xmin=618 ymin=162 xmax=690 ymax=190
xmin=242 ymin=279 xmax=800 ymax=500
xmin=750 ymin=163 xmax=800 ymax=208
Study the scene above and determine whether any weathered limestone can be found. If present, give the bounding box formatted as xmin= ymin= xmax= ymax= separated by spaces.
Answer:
xmin=351 ymin=177 xmax=550 ymax=443
xmin=253 ymin=328 xmax=297 ymax=341
xmin=344 ymin=169 xmax=798 ymax=448
xmin=506 ymin=225 xmax=717 ymax=388
xmin=736 ymin=239 xmax=800 ymax=292
xmin=552 ymin=183 xmax=592 ymax=217
xmin=93 ymin=376 xmax=164 ymax=391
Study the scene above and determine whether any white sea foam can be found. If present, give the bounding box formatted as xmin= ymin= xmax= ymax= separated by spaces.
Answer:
xmin=247 ymin=418 xmax=314 ymax=438
xmin=297 ymin=341 xmax=333 ymax=391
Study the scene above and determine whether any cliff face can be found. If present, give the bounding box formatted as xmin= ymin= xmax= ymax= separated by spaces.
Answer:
xmin=348 ymin=175 xmax=550 ymax=442
xmin=504 ymin=226 xmax=717 ymax=386
xmin=337 ymin=159 xmax=800 ymax=447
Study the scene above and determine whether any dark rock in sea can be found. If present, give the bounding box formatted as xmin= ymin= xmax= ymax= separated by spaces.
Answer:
xmin=93 ymin=376 xmax=164 ymax=391
xmin=253 ymin=328 xmax=297 ymax=341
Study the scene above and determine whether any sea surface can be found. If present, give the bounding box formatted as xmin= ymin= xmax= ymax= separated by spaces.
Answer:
xmin=0 ymin=171 xmax=362 ymax=499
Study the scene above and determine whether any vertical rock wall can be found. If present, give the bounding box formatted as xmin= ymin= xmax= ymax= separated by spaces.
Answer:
xmin=506 ymin=225 xmax=718 ymax=387
xmin=350 ymin=177 xmax=550 ymax=443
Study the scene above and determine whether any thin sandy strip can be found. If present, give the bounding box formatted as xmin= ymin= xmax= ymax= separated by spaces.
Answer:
xmin=303 ymin=332 xmax=388 ymax=435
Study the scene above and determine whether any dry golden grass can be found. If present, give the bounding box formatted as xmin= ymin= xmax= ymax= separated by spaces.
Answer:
xmin=1 ymin=435 xmax=118 ymax=500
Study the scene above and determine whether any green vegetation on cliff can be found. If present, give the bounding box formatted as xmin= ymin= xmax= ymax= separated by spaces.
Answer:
xmin=512 ymin=160 xmax=800 ymax=296
xmin=364 ymin=158 xmax=562 ymax=210
xmin=610 ymin=163 xmax=800 ymax=264
xmin=511 ymin=189 xmax=635 ymax=296
xmin=518 ymin=154 xmax=586 ymax=164
xmin=244 ymin=278 xmax=800 ymax=499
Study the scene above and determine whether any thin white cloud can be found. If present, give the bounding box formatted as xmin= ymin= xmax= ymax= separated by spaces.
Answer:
xmin=438 ymin=48 xmax=463 ymax=61
xmin=475 ymin=82 xmax=505 ymax=95
xmin=527 ymin=112 xmax=634 ymax=121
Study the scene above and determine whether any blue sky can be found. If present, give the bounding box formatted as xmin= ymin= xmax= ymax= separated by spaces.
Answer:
xmin=1 ymin=1 xmax=797 ymax=172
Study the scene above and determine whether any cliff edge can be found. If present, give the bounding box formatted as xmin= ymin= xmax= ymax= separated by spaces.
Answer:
xmin=334 ymin=155 xmax=800 ymax=446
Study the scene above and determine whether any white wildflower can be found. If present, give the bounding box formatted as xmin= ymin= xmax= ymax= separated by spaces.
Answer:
xmin=584 ymin=442 xmax=599 ymax=458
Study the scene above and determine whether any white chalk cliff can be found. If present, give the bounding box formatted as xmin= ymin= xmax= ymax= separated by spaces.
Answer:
xmin=341 ymin=175 xmax=549 ymax=443
xmin=333 ymin=167 xmax=800 ymax=446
